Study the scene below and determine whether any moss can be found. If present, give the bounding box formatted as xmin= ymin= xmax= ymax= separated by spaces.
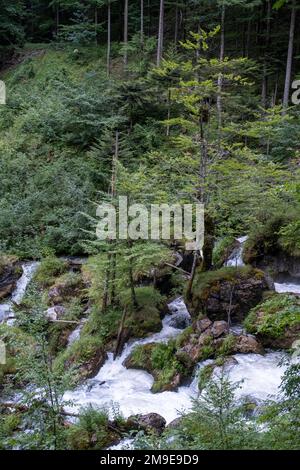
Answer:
xmin=123 ymin=286 xmax=164 ymax=338
xmin=198 ymin=335 xmax=214 ymax=360
xmin=244 ymin=294 xmax=300 ymax=339
xmin=53 ymin=308 xmax=121 ymax=383
xmin=47 ymin=271 xmax=85 ymax=305
xmin=243 ymin=211 xmax=300 ymax=263
xmin=175 ymin=326 xmax=194 ymax=348
xmin=47 ymin=298 xmax=84 ymax=355
xmin=190 ymin=266 xmax=256 ymax=303
xmin=34 ymin=256 xmax=68 ymax=288
xmin=66 ymin=408 xmax=120 ymax=450
xmin=128 ymin=341 xmax=187 ymax=393
xmin=216 ymin=334 xmax=236 ymax=357
xmin=0 ymin=413 xmax=21 ymax=446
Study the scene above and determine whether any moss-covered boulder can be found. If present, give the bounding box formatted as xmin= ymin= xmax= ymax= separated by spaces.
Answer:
xmin=244 ymin=294 xmax=300 ymax=349
xmin=65 ymin=408 xmax=124 ymax=450
xmin=126 ymin=413 xmax=166 ymax=435
xmin=54 ymin=334 xmax=108 ymax=383
xmin=178 ymin=318 xmax=264 ymax=362
xmin=0 ymin=255 xmax=22 ymax=300
xmin=187 ymin=266 xmax=270 ymax=322
xmin=124 ymin=341 xmax=192 ymax=393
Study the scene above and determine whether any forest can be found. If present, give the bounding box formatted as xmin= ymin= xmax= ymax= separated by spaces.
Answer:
xmin=0 ymin=0 xmax=300 ymax=452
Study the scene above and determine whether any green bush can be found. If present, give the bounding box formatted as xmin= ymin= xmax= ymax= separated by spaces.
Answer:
xmin=34 ymin=256 xmax=68 ymax=288
xmin=244 ymin=294 xmax=300 ymax=338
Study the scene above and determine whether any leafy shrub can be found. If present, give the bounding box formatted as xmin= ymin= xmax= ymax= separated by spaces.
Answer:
xmin=244 ymin=294 xmax=300 ymax=338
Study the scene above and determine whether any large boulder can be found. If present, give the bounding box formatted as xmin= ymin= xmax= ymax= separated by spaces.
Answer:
xmin=124 ymin=342 xmax=192 ymax=393
xmin=127 ymin=413 xmax=166 ymax=435
xmin=186 ymin=266 xmax=270 ymax=322
xmin=233 ymin=334 xmax=264 ymax=354
xmin=179 ymin=319 xmax=264 ymax=362
xmin=244 ymin=294 xmax=300 ymax=349
xmin=0 ymin=255 xmax=22 ymax=300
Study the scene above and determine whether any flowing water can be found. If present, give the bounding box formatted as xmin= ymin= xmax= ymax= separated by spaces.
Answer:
xmin=64 ymin=298 xmax=288 ymax=424
xmin=1 ymin=253 xmax=296 ymax=429
xmin=64 ymin=298 xmax=195 ymax=423
xmin=225 ymin=236 xmax=248 ymax=267
xmin=274 ymin=275 xmax=300 ymax=295
xmin=0 ymin=262 xmax=39 ymax=324
xmin=67 ymin=318 xmax=87 ymax=346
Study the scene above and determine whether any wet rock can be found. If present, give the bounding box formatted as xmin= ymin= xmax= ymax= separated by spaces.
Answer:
xmin=187 ymin=266 xmax=270 ymax=322
xmin=168 ymin=312 xmax=191 ymax=329
xmin=233 ymin=334 xmax=264 ymax=354
xmin=196 ymin=317 xmax=212 ymax=333
xmin=46 ymin=305 xmax=66 ymax=321
xmin=167 ymin=417 xmax=184 ymax=430
xmin=0 ymin=256 xmax=22 ymax=301
xmin=211 ymin=321 xmax=228 ymax=338
xmin=127 ymin=413 xmax=166 ymax=435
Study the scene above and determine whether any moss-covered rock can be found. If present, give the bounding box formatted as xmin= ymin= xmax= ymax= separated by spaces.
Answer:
xmin=65 ymin=408 xmax=123 ymax=450
xmin=0 ymin=254 xmax=22 ymax=300
xmin=126 ymin=413 xmax=166 ymax=435
xmin=54 ymin=334 xmax=108 ymax=383
xmin=186 ymin=266 xmax=270 ymax=322
xmin=244 ymin=294 xmax=300 ymax=349
xmin=124 ymin=341 xmax=191 ymax=393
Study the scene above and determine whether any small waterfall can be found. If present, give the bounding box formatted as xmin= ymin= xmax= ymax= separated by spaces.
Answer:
xmin=0 ymin=262 xmax=39 ymax=325
xmin=67 ymin=318 xmax=87 ymax=346
xmin=225 ymin=236 xmax=248 ymax=268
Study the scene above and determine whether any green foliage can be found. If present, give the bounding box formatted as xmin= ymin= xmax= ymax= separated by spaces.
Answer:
xmin=244 ymin=294 xmax=300 ymax=339
xmin=34 ymin=256 xmax=68 ymax=287
xmin=129 ymin=340 xmax=186 ymax=393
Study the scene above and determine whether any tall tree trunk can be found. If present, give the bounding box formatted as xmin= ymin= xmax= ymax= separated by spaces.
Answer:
xmin=157 ymin=0 xmax=164 ymax=66
xmin=166 ymin=88 xmax=171 ymax=136
xmin=261 ymin=0 xmax=271 ymax=109
xmin=107 ymin=2 xmax=111 ymax=77
xmin=217 ymin=3 xmax=225 ymax=140
xmin=174 ymin=4 xmax=179 ymax=47
xmin=246 ymin=19 xmax=251 ymax=57
xmin=124 ymin=0 xmax=129 ymax=68
xmin=140 ymin=0 xmax=144 ymax=45
xmin=128 ymin=242 xmax=138 ymax=308
xmin=283 ymin=0 xmax=296 ymax=109
xmin=56 ymin=6 xmax=60 ymax=36
xmin=95 ymin=7 xmax=98 ymax=45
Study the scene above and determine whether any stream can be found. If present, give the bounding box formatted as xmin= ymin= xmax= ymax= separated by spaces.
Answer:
xmin=64 ymin=297 xmax=290 ymax=424
xmin=0 ymin=262 xmax=39 ymax=325
xmin=1 ymin=252 xmax=299 ymax=430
